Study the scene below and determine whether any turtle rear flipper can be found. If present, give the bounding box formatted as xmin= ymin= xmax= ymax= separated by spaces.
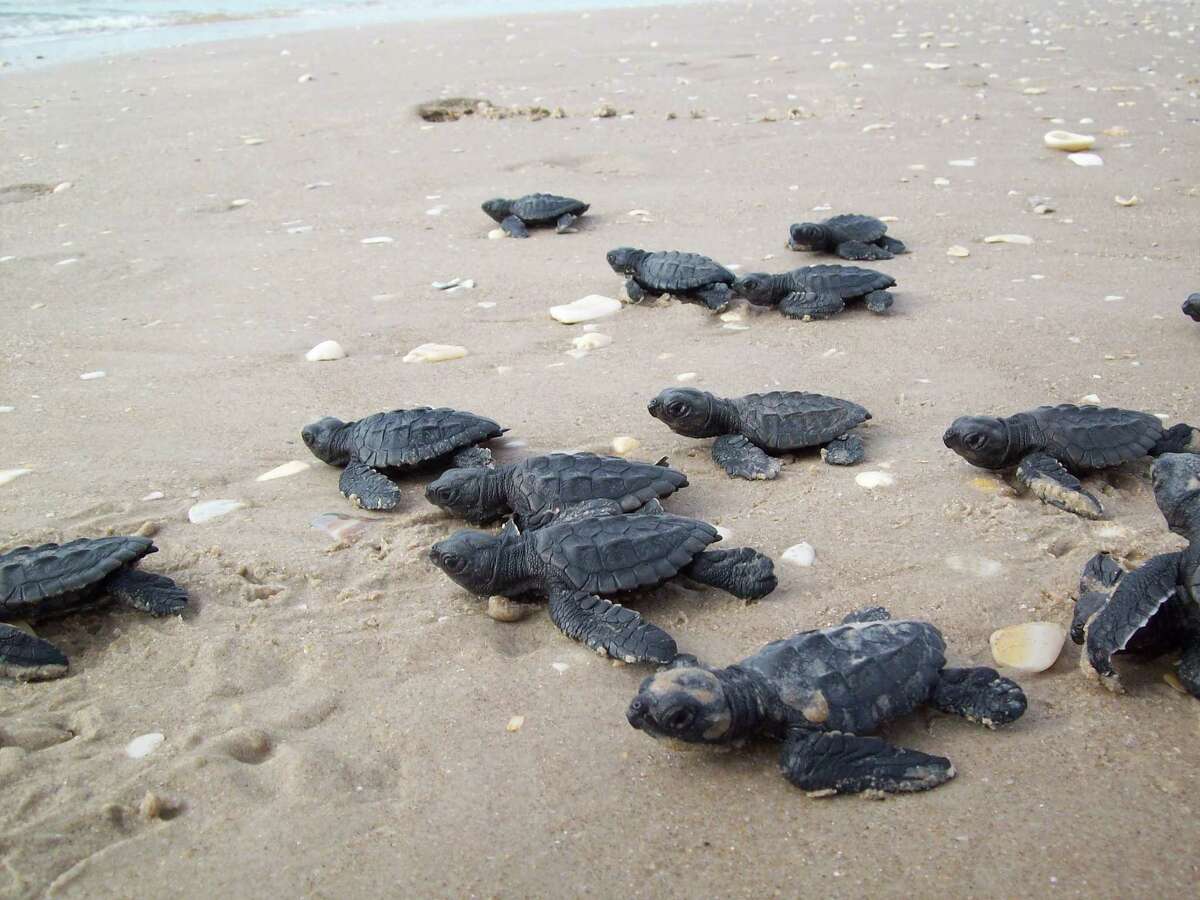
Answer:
xmin=778 ymin=291 xmax=845 ymax=320
xmin=712 ymin=434 xmax=781 ymax=480
xmin=1015 ymin=452 xmax=1103 ymax=519
xmin=548 ymin=589 xmax=676 ymax=664
xmin=836 ymin=240 xmax=892 ymax=261
xmin=340 ymin=461 xmax=401 ymax=510
xmin=555 ymin=212 xmax=578 ymax=234
xmin=929 ymin=667 xmax=1027 ymax=728
xmin=1151 ymin=422 xmax=1200 ymax=456
xmin=106 ymin=568 xmax=187 ymax=616
xmin=780 ymin=730 xmax=955 ymax=796
xmin=500 ymin=215 xmax=529 ymax=238
xmin=878 ymin=235 xmax=906 ymax=255
xmin=0 ymin=624 xmax=68 ymax=681
xmin=684 ymin=548 xmax=777 ymax=600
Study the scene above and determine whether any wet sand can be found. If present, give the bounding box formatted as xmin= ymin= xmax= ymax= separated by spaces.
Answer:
xmin=2 ymin=0 xmax=1199 ymax=896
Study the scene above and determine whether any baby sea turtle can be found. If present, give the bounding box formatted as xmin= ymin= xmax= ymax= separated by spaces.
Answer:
xmin=482 ymin=193 xmax=589 ymax=238
xmin=606 ymin=248 xmax=735 ymax=312
xmin=943 ymin=404 xmax=1199 ymax=519
xmin=1071 ymin=453 xmax=1200 ymax=697
xmin=1 ymin=536 xmax=187 ymax=680
xmin=302 ymin=407 xmax=505 ymax=511
xmin=626 ymin=606 xmax=1026 ymax=797
xmin=1183 ymin=293 xmax=1200 ymax=322
xmin=787 ymin=214 xmax=906 ymax=261
xmin=425 ymin=452 xmax=688 ymax=529
xmin=648 ymin=387 xmax=871 ymax=479
xmin=732 ymin=264 xmax=896 ymax=319
xmin=429 ymin=512 xmax=776 ymax=664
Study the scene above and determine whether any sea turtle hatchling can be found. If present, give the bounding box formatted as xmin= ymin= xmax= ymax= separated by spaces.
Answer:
xmin=732 ymin=264 xmax=897 ymax=319
xmin=787 ymin=214 xmax=907 ymax=261
xmin=606 ymin=248 xmax=736 ymax=312
xmin=482 ymin=193 xmax=589 ymax=238
xmin=424 ymin=452 xmax=688 ymax=529
xmin=1 ymin=536 xmax=187 ymax=680
xmin=626 ymin=606 xmax=1027 ymax=797
xmin=429 ymin=512 xmax=776 ymax=664
xmin=647 ymin=387 xmax=871 ymax=479
xmin=302 ymin=407 xmax=506 ymax=511
xmin=1071 ymin=453 xmax=1200 ymax=697
xmin=943 ymin=404 xmax=1199 ymax=519
xmin=1183 ymin=293 xmax=1200 ymax=323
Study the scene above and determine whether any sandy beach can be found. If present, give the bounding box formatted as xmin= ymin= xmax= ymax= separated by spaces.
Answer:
xmin=2 ymin=0 xmax=1199 ymax=895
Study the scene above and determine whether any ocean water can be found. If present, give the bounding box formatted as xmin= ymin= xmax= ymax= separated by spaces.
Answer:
xmin=0 ymin=0 xmax=703 ymax=68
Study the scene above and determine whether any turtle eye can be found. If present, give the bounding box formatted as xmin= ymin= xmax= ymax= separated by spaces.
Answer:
xmin=966 ymin=432 xmax=986 ymax=450
xmin=442 ymin=553 xmax=467 ymax=574
xmin=668 ymin=402 xmax=688 ymax=417
xmin=666 ymin=708 xmax=693 ymax=731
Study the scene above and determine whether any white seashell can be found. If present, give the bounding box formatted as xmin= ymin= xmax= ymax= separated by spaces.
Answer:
xmin=781 ymin=542 xmax=816 ymax=567
xmin=0 ymin=407 xmax=12 ymax=413
xmin=425 ymin=206 xmax=446 ymax=216
xmin=1023 ymin=87 xmax=1047 ymax=95
xmin=983 ymin=234 xmax=1034 ymax=245
xmin=305 ymin=181 xmax=332 ymax=190
xmin=572 ymin=333 xmax=612 ymax=351
xmin=360 ymin=236 xmax=393 ymax=244
xmin=243 ymin=137 xmax=265 ymax=145
xmin=0 ymin=469 xmax=31 ymax=487
xmin=256 ymin=460 xmax=310 ymax=482
xmin=297 ymin=73 xmax=314 ymax=83
xmin=305 ymin=340 xmax=346 ymax=362
xmin=924 ymin=62 xmax=950 ymax=70
xmin=549 ymin=295 xmax=621 ymax=324
xmin=1081 ymin=394 xmax=1101 ymax=404
xmin=675 ymin=372 xmax=699 ymax=382
xmin=53 ymin=181 xmax=73 ymax=193
xmin=80 ymin=371 xmax=106 ymax=380
xmin=487 ymin=228 xmax=508 ymax=240
xmin=627 ymin=209 xmax=653 ymax=217
xmin=311 ymin=512 xmax=373 ymax=543
xmin=1068 ymin=152 xmax=1103 ymax=167
xmin=855 ymin=471 xmax=895 ymax=489
xmin=188 ymin=499 xmax=246 ymax=524
xmin=945 ymin=554 xmax=1002 ymax=578
xmin=551 ymin=662 xmax=570 ymax=673
xmin=949 ymin=159 xmax=976 ymax=167
xmin=989 ymin=622 xmax=1066 ymax=673
xmin=947 ymin=246 xmax=970 ymax=257
xmin=715 ymin=526 xmax=734 ymax=541
xmin=431 ymin=278 xmax=462 ymax=290
xmin=229 ymin=198 xmax=250 ymax=208
xmin=477 ymin=301 xmax=495 ymax=309
xmin=933 ymin=177 xmax=951 ymax=187
xmin=1044 ymin=130 xmax=1094 ymax=151
xmin=125 ymin=733 xmax=165 ymax=759
xmin=402 ymin=343 xmax=467 ymax=363
xmin=1114 ymin=195 xmax=1140 ymax=206
xmin=611 ymin=436 xmax=640 ymax=456
xmin=142 ymin=491 xmax=165 ymax=501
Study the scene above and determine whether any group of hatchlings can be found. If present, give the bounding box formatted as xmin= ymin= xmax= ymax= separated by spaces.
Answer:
xmin=2 ymin=196 xmax=1197 ymax=799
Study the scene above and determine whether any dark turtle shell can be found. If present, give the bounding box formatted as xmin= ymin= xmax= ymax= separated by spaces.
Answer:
xmin=1 ymin=536 xmax=154 ymax=616
xmin=732 ymin=391 xmax=871 ymax=451
xmin=529 ymin=513 xmax=717 ymax=596
xmin=1029 ymin=404 xmax=1164 ymax=470
xmin=351 ymin=408 xmax=504 ymax=469
xmin=635 ymin=252 xmax=735 ymax=293
xmin=741 ymin=620 xmax=946 ymax=734
xmin=825 ymin=214 xmax=887 ymax=244
xmin=510 ymin=193 xmax=589 ymax=223
xmin=787 ymin=264 xmax=895 ymax=299
xmin=508 ymin=453 xmax=688 ymax=530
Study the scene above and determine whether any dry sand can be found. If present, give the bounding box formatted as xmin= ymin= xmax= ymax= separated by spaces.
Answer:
xmin=2 ymin=0 xmax=1200 ymax=896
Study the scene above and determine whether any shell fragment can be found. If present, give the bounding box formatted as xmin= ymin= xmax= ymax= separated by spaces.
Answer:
xmin=550 ymin=295 xmax=621 ymax=324
xmin=1044 ymin=130 xmax=1095 ymax=151
xmin=305 ymin=340 xmax=347 ymax=362
xmin=403 ymin=343 xmax=468 ymax=363
xmin=989 ymin=622 xmax=1066 ymax=673
xmin=984 ymin=234 xmax=1034 ymax=245
xmin=781 ymin=542 xmax=816 ymax=567
xmin=256 ymin=461 xmax=311 ymax=482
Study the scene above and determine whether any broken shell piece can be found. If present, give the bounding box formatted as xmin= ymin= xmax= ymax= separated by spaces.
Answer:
xmin=403 ymin=343 xmax=467 ymax=363
xmin=0 ymin=469 xmax=31 ymax=487
xmin=1044 ymin=130 xmax=1095 ymax=151
xmin=984 ymin=234 xmax=1034 ymax=245
xmin=1081 ymin=394 xmax=1101 ymax=404
xmin=781 ymin=542 xmax=816 ymax=567
xmin=550 ymin=295 xmax=621 ymax=324
xmin=305 ymin=340 xmax=346 ymax=362
xmin=256 ymin=461 xmax=310 ymax=482
xmin=947 ymin=246 xmax=970 ymax=258
xmin=311 ymin=512 xmax=373 ymax=543
xmin=487 ymin=595 xmax=538 ymax=622
xmin=487 ymin=228 xmax=508 ymax=240
xmin=1114 ymin=195 xmax=1140 ymax=207
xmin=80 ymin=371 xmax=106 ymax=380
xmin=506 ymin=715 xmax=525 ymax=732
xmin=611 ymin=436 xmax=640 ymax=456
xmin=360 ymin=236 xmax=394 ymax=244
xmin=675 ymin=372 xmax=699 ymax=382
xmin=989 ymin=622 xmax=1066 ymax=674
xmin=142 ymin=491 xmax=165 ymax=501
xmin=188 ymin=499 xmax=246 ymax=524
xmin=1068 ymin=152 xmax=1103 ymax=167
xmin=125 ymin=733 xmax=165 ymax=759
xmin=572 ymin=333 xmax=612 ymax=351
xmin=855 ymin=471 xmax=895 ymax=489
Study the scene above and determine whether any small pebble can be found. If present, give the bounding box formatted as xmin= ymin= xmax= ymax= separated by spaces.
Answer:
xmin=80 ymin=371 xmax=106 ymax=380
xmin=487 ymin=228 xmax=508 ymax=240
xmin=550 ymin=295 xmax=621 ymax=324
xmin=1081 ymin=394 xmax=1101 ymax=404
xmin=948 ymin=159 xmax=976 ymax=167
xmin=53 ymin=181 xmax=73 ymax=193
xmin=924 ymin=62 xmax=950 ymax=70
xmin=989 ymin=622 xmax=1066 ymax=673
xmin=125 ymin=733 xmax=165 ymax=759
xmin=572 ymin=333 xmax=612 ymax=351
xmin=933 ymin=177 xmax=951 ymax=187
xmin=611 ymin=436 xmax=640 ymax=456
xmin=297 ymin=73 xmax=314 ymax=83
xmin=855 ymin=471 xmax=895 ymax=489
xmin=305 ymin=340 xmax=346 ymax=362
xmin=188 ymin=499 xmax=246 ymax=524
xmin=506 ymin=715 xmax=525 ymax=733
xmin=403 ymin=343 xmax=467 ymax=363
xmin=984 ymin=234 xmax=1034 ymax=245
xmin=360 ymin=236 xmax=394 ymax=244
xmin=0 ymin=469 xmax=32 ymax=487
xmin=229 ymin=198 xmax=250 ymax=208
xmin=781 ymin=543 xmax=816 ymax=567
xmin=1114 ymin=195 xmax=1140 ymax=207
xmin=141 ymin=491 xmax=165 ymax=501
xmin=947 ymin=246 xmax=970 ymax=257
xmin=256 ymin=461 xmax=310 ymax=482
xmin=1044 ymin=130 xmax=1095 ymax=151
xmin=675 ymin=372 xmax=699 ymax=382
xmin=1068 ymin=152 xmax=1103 ymax=167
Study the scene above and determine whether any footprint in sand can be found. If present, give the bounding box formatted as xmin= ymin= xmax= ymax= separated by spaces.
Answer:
xmin=213 ymin=726 xmax=274 ymax=765
xmin=0 ymin=183 xmax=53 ymax=205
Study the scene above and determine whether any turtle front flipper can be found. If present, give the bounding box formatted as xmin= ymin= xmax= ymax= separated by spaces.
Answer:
xmin=555 ymin=212 xmax=578 ymax=234
xmin=863 ymin=290 xmax=894 ymax=314
xmin=878 ymin=235 xmax=906 ymax=255
xmin=500 ymin=215 xmax=529 ymax=238
xmin=624 ymin=279 xmax=650 ymax=304
xmin=452 ymin=445 xmax=495 ymax=469
xmin=777 ymin=291 xmax=845 ymax=320
xmin=106 ymin=568 xmax=187 ymax=616
xmin=339 ymin=460 xmax=402 ymax=510
xmin=690 ymin=284 xmax=732 ymax=313
xmin=0 ymin=624 xmax=69 ymax=681
xmin=822 ymin=434 xmax=865 ymax=466
xmin=836 ymin=240 xmax=891 ymax=261
xmin=780 ymin=729 xmax=955 ymax=796
xmin=712 ymin=434 xmax=781 ymax=480
xmin=1073 ymin=552 xmax=1125 ymax=643
xmin=547 ymin=589 xmax=677 ymax=664
xmin=1015 ymin=452 xmax=1103 ymax=519
xmin=684 ymin=548 xmax=777 ymax=600
xmin=929 ymin=667 xmax=1027 ymax=728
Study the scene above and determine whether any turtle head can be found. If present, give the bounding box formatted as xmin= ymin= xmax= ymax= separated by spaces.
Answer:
xmin=1151 ymin=453 xmax=1200 ymax=538
xmin=481 ymin=198 xmax=513 ymax=223
xmin=626 ymin=667 xmax=733 ymax=746
xmin=429 ymin=524 xmax=518 ymax=595
xmin=1183 ymin=293 xmax=1200 ymax=322
xmin=425 ymin=467 xmax=503 ymax=525
xmin=606 ymin=247 xmax=642 ymax=275
xmin=301 ymin=416 xmax=350 ymax=465
xmin=731 ymin=273 xmax=778 ymax=305
xmin=942 ymin=415 xmax=1011 ymax=469
xmin=647 ymin=388 xmax=722 ymax=438
xmin=788 ymin=222 xmax=828 ymax=252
